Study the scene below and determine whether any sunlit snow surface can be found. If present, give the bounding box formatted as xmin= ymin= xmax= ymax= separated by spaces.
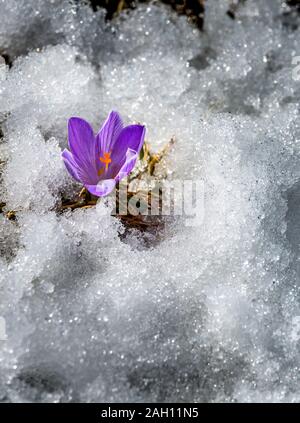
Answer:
xmin=1 ymin=0 xmax=300 ymax=402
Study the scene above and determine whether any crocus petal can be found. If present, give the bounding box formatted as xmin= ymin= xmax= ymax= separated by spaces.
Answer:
xmin=62 ymin=149 xmax=81 ymax=182
xmin=111 ymin=125 xmax=145 ymax=169
xmin=86 ymin=179 xmax=116 ymax=197
xmin=95 ymin=110 xmax=123 ymax=159
xmin=62 ymin=148 xmax=97 ymax=186
xmin=115 ymin=148 xmax=139 ymax=182
xmin=68 ymin=117 xmax=98 ymax=183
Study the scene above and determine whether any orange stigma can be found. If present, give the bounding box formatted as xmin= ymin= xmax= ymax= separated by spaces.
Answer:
xmin=99 ymin=152 xmax=112 ymax=171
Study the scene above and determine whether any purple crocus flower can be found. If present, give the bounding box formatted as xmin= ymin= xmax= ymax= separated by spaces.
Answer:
xmin=62 ymin=111 xmax=145 ymax=196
